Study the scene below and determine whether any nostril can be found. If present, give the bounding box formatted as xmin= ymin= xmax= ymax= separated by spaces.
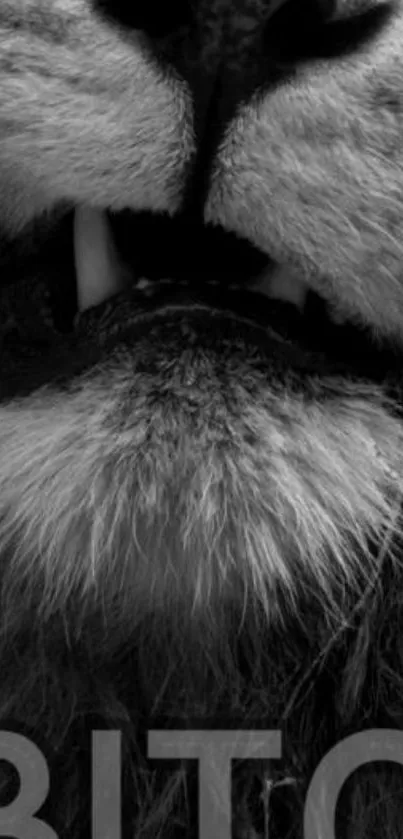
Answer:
xmin=94 ymin=0 xmax=192 ymax=38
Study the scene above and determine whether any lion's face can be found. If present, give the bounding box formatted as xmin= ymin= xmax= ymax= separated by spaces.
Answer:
xmin=0 ymin=0 xmax=402 ymax=637
xmin=2 ymin=1 xmax=403 ymax=836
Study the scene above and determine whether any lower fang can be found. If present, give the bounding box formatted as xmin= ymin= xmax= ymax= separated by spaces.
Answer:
xmin=74 ymin=206 xmax=130 ymax=313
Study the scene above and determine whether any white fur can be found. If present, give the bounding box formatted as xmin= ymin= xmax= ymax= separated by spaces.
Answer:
xmin=0 ymin=356 xmax=402 ymax=629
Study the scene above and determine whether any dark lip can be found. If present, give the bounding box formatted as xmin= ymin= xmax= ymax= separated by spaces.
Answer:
xmin=1 ymin=208 xmax=402 ymax=400
xmin=1 ymin=261 xmax=401 ymax=403
xmin=111 ymin=279 xmax=307 ymax=341
xmin=74 ymin=278 xmax=403 ymax=389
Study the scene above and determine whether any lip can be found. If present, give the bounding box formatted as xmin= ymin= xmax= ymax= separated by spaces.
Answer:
xmin=74 ymin=277 xmax=403 ymax=389
xmin=76 ymin=278 xmax=307 ymax=352
xmin=81 ymin=278 xmax=306 ymax=339
xmin=1 ymin=208 xmax=402 ymax=402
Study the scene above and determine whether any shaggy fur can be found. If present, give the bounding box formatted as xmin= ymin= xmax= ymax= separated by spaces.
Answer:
xmin=1 ymin=0 xmax=403 ymax=837
xmin=1 ymin=340 xmax=403 ymax=626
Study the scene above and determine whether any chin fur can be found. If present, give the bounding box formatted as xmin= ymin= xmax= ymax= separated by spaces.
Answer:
xmin=0 ymin=333 xmax=402 ymax=835
xmin=1 ymin=345 xmax=403 ymax=628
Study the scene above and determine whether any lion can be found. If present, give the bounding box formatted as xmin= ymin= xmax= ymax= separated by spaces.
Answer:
xmin=0 ymin=0 xmax=402 ymax=836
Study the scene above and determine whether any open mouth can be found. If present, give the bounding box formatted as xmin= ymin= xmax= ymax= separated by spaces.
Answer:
xmin=0 ymin=204 xmax=400 ymax=395
xmin=72 ymin=205 xmax=402 ymax=385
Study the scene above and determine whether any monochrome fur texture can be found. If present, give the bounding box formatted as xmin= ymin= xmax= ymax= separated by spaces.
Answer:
xmin=1 ymin=0 xmax=403 ymax=836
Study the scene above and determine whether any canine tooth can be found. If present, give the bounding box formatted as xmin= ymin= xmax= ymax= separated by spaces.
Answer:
xmin=251 ymin=263 xmax=309 ymax=311
xmin=74 ymin=206 xmax=129 ymax=312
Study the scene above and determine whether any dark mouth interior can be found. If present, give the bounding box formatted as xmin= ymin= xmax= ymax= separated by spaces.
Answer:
xmin=1 ymin=208 xmax=402 ymax=388
xmin=110 ymin=209 xmax=270 ymax=284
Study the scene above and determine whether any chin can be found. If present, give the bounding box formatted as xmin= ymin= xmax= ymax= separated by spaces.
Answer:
xmin=0 ymin=205 xmax=403 ymax=837
xmin=1 ymin=0 xmax=403 ymax=832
